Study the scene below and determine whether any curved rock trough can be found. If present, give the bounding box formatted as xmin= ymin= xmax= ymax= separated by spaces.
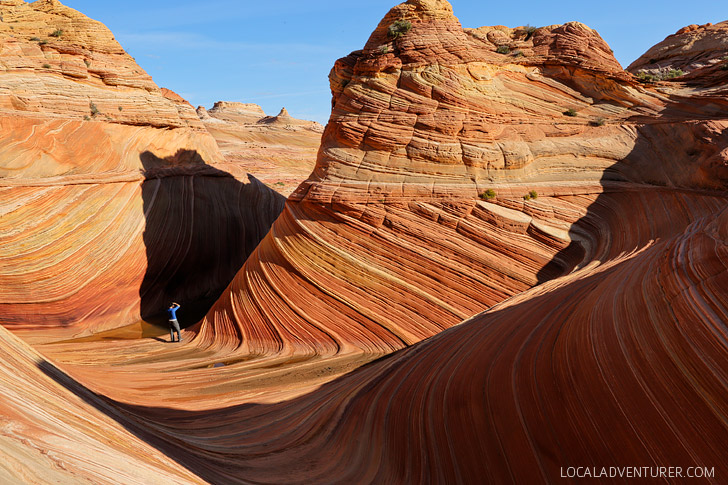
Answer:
xmin=0 ymin=0 xmax=726 ymax=482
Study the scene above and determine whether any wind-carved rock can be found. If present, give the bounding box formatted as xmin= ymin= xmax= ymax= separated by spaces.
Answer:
xmin=180 ymin=2 xmax=727 ymax=479
xmin=629 ymin=21 xmax=728 ymax=75
xmin=195 ymin=0 xmax=727 ymax=355
xmin=198 ymin=102 xmax=322 ymax=195
xmin=0 ymin=0 xmax=284 ymax=338
xmin=0 ymin=1 xmax=727 ymax=483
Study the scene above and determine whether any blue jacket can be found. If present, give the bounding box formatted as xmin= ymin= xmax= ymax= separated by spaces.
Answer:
xmin=168 ymin=304 xmax=180 ymax=320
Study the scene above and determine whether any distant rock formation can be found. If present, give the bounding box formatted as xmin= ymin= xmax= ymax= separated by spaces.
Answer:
xmin=207 ymin=101 xmax=267 ymax=123
xmin=166 ymin=0 xmax=724 ymax=480
xmin=628 ymin=21 xmax=728 ymax=75
xmin=204 ymin=102 xmax=322 ymax=130
xmin=1 ymin=0 xmax=727 ymax=484
xmin=257 ymin=107 xmax=316 ymax=127
xmin=0 ymin=0 xmax=284 ymax=338
xmin=195 ymin=105 xmax=213 ymax=120
xmin=198 ymin=102 xmax=323 ymax=196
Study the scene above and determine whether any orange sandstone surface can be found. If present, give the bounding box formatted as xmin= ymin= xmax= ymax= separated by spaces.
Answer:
xmin=1 ymin=0 xmax=727 ymax=483
xmin=198 ymin=101 xmax=322 ymax=196
xmin=628 ymin=20 xmax=728 ymax=82
xmin=0 ymin=324 xmax=204 ymax=484
xmin=0 ymin=0 xmax=285 ymax=340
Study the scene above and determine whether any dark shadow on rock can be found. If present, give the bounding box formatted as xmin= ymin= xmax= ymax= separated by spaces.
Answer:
xmin=36 ymin=359 xmax=209 ymax=480
xmin=34 ymin=126 xmax=727 ymax=484
xmin=139 ymin=150 xmax=286 ymax=328
xmin=536 ymin=98 xmax=728 ymax=285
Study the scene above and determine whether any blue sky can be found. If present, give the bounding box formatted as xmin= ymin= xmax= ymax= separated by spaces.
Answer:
xmin=60 ymin=0 xmax=726 ymax=124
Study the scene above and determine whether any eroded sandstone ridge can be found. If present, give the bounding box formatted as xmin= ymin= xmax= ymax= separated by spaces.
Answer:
xmin=198 ymin=101 xmax=322 ymax=196
xmin=191 ymin=0 xmax=726 ymax=359
xmin=0 ymin=324 xmax=204 ymax=484
xmin=2 ymin=0 xmax=727 ymax=483
xmin=145 ymin=0 xmax=726 ymax=481
xmin=0 ymin=0 xmax=284 ymax=338
xmin=628 ymin=20 xmax=728 ymax=83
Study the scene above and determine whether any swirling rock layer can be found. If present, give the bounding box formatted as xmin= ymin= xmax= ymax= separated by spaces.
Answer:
xmin=628 ymin=20 xmax=728 ymax=79
xmin=0 ymin=1 xmax=284 ymax=338
xmin=200 ymin=102 xmax=322 ymax=196
xmin=193 ymin=0 xmax=726 ymax=359
xmin=2 ymin=0 xmax=728 ymax=483
xmin=0 ymin=324 xmax=204 ymax=484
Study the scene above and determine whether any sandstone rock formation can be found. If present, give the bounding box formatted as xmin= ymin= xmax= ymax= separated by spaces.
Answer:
xmin=189 ymin=0 xmax=725 ymax=361
xmin=206 ymin=101 xmax=266 ymax=123
xmin=0 ymin=0 xmax=284 ymax=339
xmin=110 ymin=0 xmax=725 ymax=480
xmin=2 ymin=0 xmax=728 ymax=483
xmin=198 ymin=102 xmax=322 ymax=196
xmin=0 ymin=0 xmax=200 ymax=129
xmin=0 ymin=324 xmax=204 ymax=484
xmin=628 ymin=21 xmax=728 ymax=79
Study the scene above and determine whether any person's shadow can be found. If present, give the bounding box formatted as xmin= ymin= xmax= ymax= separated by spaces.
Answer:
xmin=138 ymin=149 xmax=285 ymax=330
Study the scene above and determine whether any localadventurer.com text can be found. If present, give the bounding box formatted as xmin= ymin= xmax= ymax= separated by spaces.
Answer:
xmin=561 ymin=466 xmax=715 ymax=479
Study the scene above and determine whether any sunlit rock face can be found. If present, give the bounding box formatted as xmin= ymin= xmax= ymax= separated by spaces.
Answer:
xmin=0 ymin=0 xmax=284 ymax=338
xmin=194 ymin=0 xmax=727 ymax=359
xmin=0 ymin=0 xmax=726 ymax=483
xmin=164 ymin=1 xmax=724 ymax=480
xmin=198 ymin=101 xmax=323 ymax=196
xmin=0 ymin=324 xmax=205 ymax=484
xmin=628 ymin=20 xmax=728 ymax=76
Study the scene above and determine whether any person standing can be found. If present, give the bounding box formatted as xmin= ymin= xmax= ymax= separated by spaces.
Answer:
xmin=167 ymin=302 xmax=182 ymax=342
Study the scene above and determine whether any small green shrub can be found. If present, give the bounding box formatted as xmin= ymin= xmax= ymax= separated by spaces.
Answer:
xmin=118 ymin=106 xmax=123 ymax=111
xmin=523 ymin=24 xmax=537 ymax=41
xmin=636 ymin=70 xmax=655 ymax=83
xmin=84 ymin=59 xmax=91 ymax=67
xmin=590 ymin=117 xmax=606 ymax=127
xmin=83 ymin=115 xmax=90 ymax=121
xmin=665 ymin=68 xmax=684 ymax=79
xmin=513 ymin=50 xmax=525 ymax=58
xmin=49 ymin=29 xmax=63 ymax=37
xmin=480 ymin=189 xmax=496 ymax=200
xmin=496 ymin=45 xmax=510 ymax=54
xmin=564 ymin=108 xmax=577 ymax=117
xmin=529 ymin=190 xmax=538 ymax=199
xmin=30 ymin=36 xmax=40 ymax=41
xmin=387 ymin=20 xmax=412 ymax=40
xmin=89 ymin=102 xmax=99 ymax=116
xmin=38 ymin=40 xmax=48 ymax=45
xmin=42 ymin=63 xmax=51 ymax=69
xmin=638 ymin=68 xmax=685 ymax=82
xmin=523 ymin=194 xmax=531 ymax=201
xmin=379 ymin=45 xmax=389 ymax=55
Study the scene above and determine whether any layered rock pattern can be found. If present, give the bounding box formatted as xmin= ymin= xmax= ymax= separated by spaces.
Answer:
xmin=192 ymin=0 xmax=726 ymax=359
xmin=199 ymin=101 xmax=322 ymax=196
xmin=0 ymin=324 xmax=205 ymax=484
xmin=123 ymin=193 xmax=727 ymax=484
xmin=2 ymin=0 xmax=728 ymax=483
xmin=0 ymin=1 xmax=284 ymax=338
xmin=0 ymin=0 xmax=201 ymax=129
xmin=628 ymin=20 xmax=728 ymax=83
